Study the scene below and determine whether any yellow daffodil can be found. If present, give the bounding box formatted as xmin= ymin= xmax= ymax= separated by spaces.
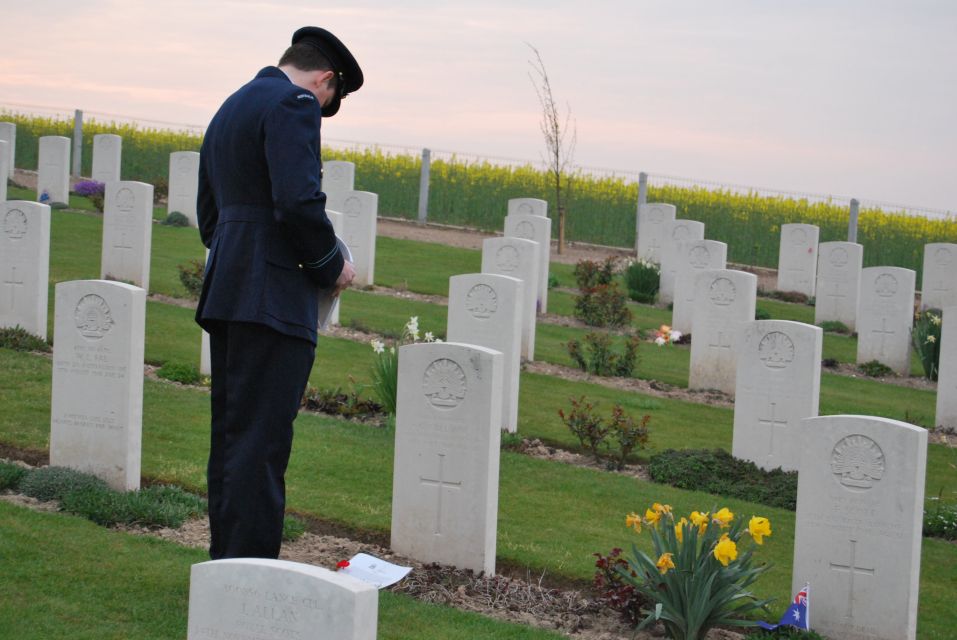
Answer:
xmin=690 ymin=511 xmax=710 ymax=534
xmin=748 ymin=516 xmax=772 ymax=545
xmin=712 ymin=507 xmax=734 ymax=528
xmin=656 ymin=552 xmax=676 ymax=575
xmin=625 ymin=512 xmax=642 ymax=533
xmin=713 ymin=534 xmax=738 ymax=566
xmin=652 ymin=502 xmax=672 ymax=515
xmin=675 ymin=517 xmax=689 ymax=543
xmin=645 ymin=508 xmax=662 ymax=526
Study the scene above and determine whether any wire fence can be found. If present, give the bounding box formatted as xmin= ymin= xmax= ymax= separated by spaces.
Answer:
xmin=2 ymin=103 xmax=954 ymax=278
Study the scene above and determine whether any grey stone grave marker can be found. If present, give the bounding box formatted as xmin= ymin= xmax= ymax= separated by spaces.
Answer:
xmin=777 ymin=223 xmax=819 ymax=297
xmin=856 ymin=267 xmax=916 ymax=374
xmin=447 ymin=273 xmax=524 ymax=433
xmin=390 ymin=342 xmax=503 ymax=574
xmin=507 ymin=197 xmax=548 ymax=218
xmin=168 ymin=151 xmax=200 ymax=226
xmin=658 ymin=219 xmax=705 ymax=305
xmin=327 ymin=191 xmax=377 ymax=287
xmin=0 ymin=122 xmax=15 ymax=179
xmin=688 ymin=269 xmax=757 ymax=395
xmin=815 ymin=242 xmax=863 ymax=332
xmin=672 ymin=239 xmax=727 ymax=334
xmin=50 ymin=280 xmax=146 ymax=491
xmin=37 ymin=136 xmax=70 ymax=205
xmin=92 ymin=134 xmax=122 ymax=184
xmin=793 ymin=415 xmax=926 ymax=640
xmin=921 ymin=243 xmax=957 ymax=310
xmin=1 ymin=201 xmax=51 ymax=339
xmin=481 ymin=236 xmax=539 ymax=361
xmin=187 ymin=558 xmax=377 ymax=640
xmin=504 ymin=212 xmax=551 ymax=313
xmin=732 ymin=320 xmax=822 ymax=471
xmin=635 ymin=203 xmax=676 ymax=265
xmin=936 ymin=306 xmax=957 ymax=431
xmin=100 ymin=181 xmax=154 ymax=290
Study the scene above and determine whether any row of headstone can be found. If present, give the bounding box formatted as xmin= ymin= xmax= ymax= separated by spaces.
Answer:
xmin=92 ymin=134 xmax=122 ymax=184
xmin=37 ymin=136 xmax=71 ymax=205
xmin=323 ymin=160 xmax=378 ymax=288
xmin=1 ymin=201 xmax=50 ymax=339
xmin=504 ymin=198 xmax=550 ymax=314
xmin=101 ymin=181 xmax=154 ymax=291
xmin=0 ymin=140 xmax=7 ymax=202
xmin=777 ymin=223 xmax=819 ymax=297
xmin=814 ymin=241 xmax=863 ymax=332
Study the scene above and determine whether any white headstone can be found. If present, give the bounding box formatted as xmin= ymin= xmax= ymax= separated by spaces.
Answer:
xmin=168 ymin=151 xmax=200 ymax=226
xmin=481 ymin=236 xmax=540 ymax=361
xmin=322 ymin=211 xmax=345 ymax=328
xmin=936 ymin=306 xmax=957 ymax=430
xmin=856 ymin=267 xmax=916 ymax=375
xmin=0 ymin=122 xmax=15 ymax=179
xmin=732 ymin=320 xmax=822 ymax=471
xmin=921 ymin=243 xmax=957 ymax=310
xmin=793 ymin=415 xmax=926 ymax=640
xmin=658 ymin=219 xmax=705 ymax=305
xmin=507 ymin=197 xmax=548 ymax=218
xmin=328 ymin=190 xmax=377 ymax=287
xmin=688 ymin=269 xmax=757 ymax=395
xmin=0 ymin=140 xmax=8 ymax=202
xmin=50 ymin=280 xmax=145 ymax=491
xmin=323 ymin=160 xmax=356 ymax=203
xmin=100 ymin=181 xmax=154 ymax=291
xmin=504 ymin=212 xmax=551 ymax=313
xmin=815 ymin=242 xmax=863 ymax=332
xmin=1 ymin=202 xmax=51 ymax=340
xmin=635 ymin=202 xmax=676 ymax=264
xmin=390 ymin=342 xmax=503 ymax=574
xmin=447 ymin=273 xmax=524 ymax=433
xmin=91 ymin=134 xmax=122 ymax=184
xmin=671 ymin=239 xmax=728 ymax=334
xmin=37 ymin=136 xmax=70 ymax=205
xmin=776 ymin=223 xmax=819 ymax=297
xmin=187 ymin=558 xmax=378 ymax=640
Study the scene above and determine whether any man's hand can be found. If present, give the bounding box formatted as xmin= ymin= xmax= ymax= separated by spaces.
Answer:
xmin=333 ymin=260 xmax=357 ymax=297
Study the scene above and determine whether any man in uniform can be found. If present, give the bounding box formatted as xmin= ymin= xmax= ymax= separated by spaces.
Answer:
xmin=196 ymin=26 xmax=363 ymax=559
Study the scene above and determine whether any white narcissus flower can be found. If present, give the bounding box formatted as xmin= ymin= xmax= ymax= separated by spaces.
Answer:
xmin=424 ymin=331 xmax=435 ymax=342
xmin=654 ymin=336 xmax=666 ymax=346
xmin=926 ymin=335 xmax=936 ymax=344
xmin=370 ymin=339 xmax=385 ymax=354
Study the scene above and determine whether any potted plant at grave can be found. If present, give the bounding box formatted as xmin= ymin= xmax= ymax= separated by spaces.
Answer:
xmin=613 ymin=503 xmax=773 ymax=639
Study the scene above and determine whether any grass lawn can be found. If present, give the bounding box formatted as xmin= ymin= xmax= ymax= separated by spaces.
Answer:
xmin=0 ymin=502 xmax=565 ymax=639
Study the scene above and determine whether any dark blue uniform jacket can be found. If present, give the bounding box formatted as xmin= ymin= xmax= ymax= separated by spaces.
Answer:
xmin=196 ymin=66 xmax=343 ymax=345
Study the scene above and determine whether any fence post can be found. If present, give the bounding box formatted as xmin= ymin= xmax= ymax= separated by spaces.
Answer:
xmin=635 ymin=171 xmax=648 ymax=250
xmin=72 ymin=109 xmax=83 ymax=178
xmin=417 ymin=147 xmax=431 ymax=224
xmin=848 ymin=198 xmax=859 ymax=243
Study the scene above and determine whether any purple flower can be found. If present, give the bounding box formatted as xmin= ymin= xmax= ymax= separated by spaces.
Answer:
xmin=73 ymin=180 xmax=105 ymax=197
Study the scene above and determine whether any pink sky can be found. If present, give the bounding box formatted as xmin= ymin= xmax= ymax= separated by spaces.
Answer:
xmin=1 ymin=0 xmax=954 ymax=213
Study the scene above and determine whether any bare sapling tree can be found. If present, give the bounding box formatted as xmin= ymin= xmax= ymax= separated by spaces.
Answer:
xmin=527 ymin=43 xmax=576 ymax=254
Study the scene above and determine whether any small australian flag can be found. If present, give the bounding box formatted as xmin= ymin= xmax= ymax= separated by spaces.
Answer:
xmin=757 ymin=582 xmax=810 ymax=631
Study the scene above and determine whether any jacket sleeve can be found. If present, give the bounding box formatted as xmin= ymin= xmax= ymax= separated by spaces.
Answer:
xmin=263 ymin=91 xmax=344 ymax=288
xmin=196 ymin=140 xmax=218 ymax=249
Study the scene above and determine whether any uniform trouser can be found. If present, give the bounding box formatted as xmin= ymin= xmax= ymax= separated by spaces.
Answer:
xmin=207 ymin=321 xmax=315 ymax=559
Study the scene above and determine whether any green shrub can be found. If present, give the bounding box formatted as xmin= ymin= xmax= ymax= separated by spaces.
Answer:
xmin=623 ymin=258 xmax=660 ymax=304
xmin=567 ymin=332 xmax=640 ymax=377
xmin=283 ymin=515 xmax=307 ymax=541
xmin=163 ymin=211 xmax=190 ymax=227
xmin=559 ymin=397 xmax=650 ymax=469
xmin=177 ymin=258 xmax=206 ymax=299
xmin=19 ymin=466 xmax=110 ymax=502
xmin=648 ymin=449 xmax=798 ymax=510
xmin=819 ymin=320 xmax=850 ymax=334
xmin=858 ymin=359 xmax=893 ymax=378
xmin=574 ymin=284 xmax=632 ymax=327
xmin=60 ymin=483 xmax=206 ymax=528
xmin=0 ymin=326 xmax=51 ymax=352
xmin=0 ymin=461 xmax=27 ymax=490
xmin=301 ymin=386 xmax=385 ymax=420
xmin=547 ymin=273 xmax=560 ymax=289
xmin=574 ymin=258 xmax=616 ymax=290
xmin=157 ymin=362 xmax=201 ymax=385
xmin=912 ymin=309 xmax=942 ymax=380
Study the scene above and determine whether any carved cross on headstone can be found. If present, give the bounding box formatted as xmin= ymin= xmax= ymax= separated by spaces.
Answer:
xmin=113 ymin=228 xmax=135 ymax=273
xmin=709 ymin=330 xmax=733 ymax=351
xmin=758 ymin=401 xmax=788 ymax=461
xmin=419 ymin=453 xmax=462 ymax=536
xmin=648 ymin=237 xmax=661 ymax=261
xmin=826 ymin=282 xmax=846 ymax=314
xmin=871 ymin=318 xmax=895 ymax=356
xmin=3 ymin=265 xmax=24 ymax=311
xmin=829 ymin=538 xmax=875 ymax=619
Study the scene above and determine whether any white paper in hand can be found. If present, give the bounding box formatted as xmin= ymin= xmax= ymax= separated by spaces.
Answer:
xmin=339 ymin=553 xmax=411 ymax=589
xmin=318 ymin=236 xmax=352 ymax=331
